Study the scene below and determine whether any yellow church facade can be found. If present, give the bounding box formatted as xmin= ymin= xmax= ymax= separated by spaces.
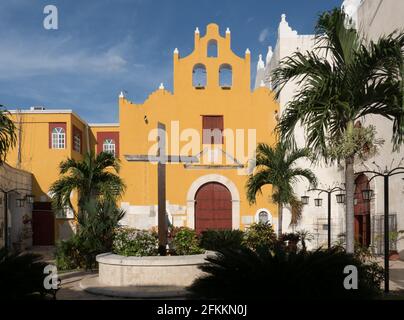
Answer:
xmin=7 ymin=24 xmax=279 ymax=244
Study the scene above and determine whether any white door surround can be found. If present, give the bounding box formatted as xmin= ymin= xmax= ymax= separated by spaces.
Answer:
xmin=186 ymin=174 xmax=240 ymax=229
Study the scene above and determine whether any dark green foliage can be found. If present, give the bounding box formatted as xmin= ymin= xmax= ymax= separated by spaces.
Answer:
xmin=55 ymin=234 xmax=85 ymax=270
xmin=49 ymin=151 xmax=126 ymax=215
xmin=242 ymin=222 xmax=277 ymax=250
xmin=0 ymin=248 xmax=58 ymax=299
xmin=188 ymin=246 xmax=383 ymax=300
xmin=273 ymin=8 xmax=404 ymax=156
xmin=295 ymin=230 xmax=314 ymax=252
xmin=170 ymin=227 xmax=203 ymax=255
xmin=279 ymin=232 xmax=301 ymax=252
xmin=56 ymin=200 xmax=125 ymax=270
xmin=246 ymin=142 xmax=317 ymax=227
xmin=0 ymin=106 xmax=16 ymax=163
xmin=79 ymin=200 xmax=125 ymax=252
xmin=199 ymin=229 xmax=244 ymax=251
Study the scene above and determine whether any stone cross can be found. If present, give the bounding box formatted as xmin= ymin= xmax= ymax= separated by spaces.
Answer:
xmin=125 ymin=122 xmax=198 ymax=255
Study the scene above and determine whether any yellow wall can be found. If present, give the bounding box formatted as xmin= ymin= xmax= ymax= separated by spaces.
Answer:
xmin=7 ymin=111 xmax=86 ymax=240
xmin=7 ymin=23 xmax=280 ymax=238
xmin=115 ymin=23 xmax=279 ymax=229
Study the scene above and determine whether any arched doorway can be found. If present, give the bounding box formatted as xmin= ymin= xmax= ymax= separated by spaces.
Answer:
xmin=354 ymin=174 xmax=371 ymax=247
xmin=194 ymin=182 xmax=232 ymax=233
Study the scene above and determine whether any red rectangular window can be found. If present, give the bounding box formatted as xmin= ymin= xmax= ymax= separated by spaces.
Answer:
xmin=97 ymin=132 xmax=120 ymax=157
xmin=202 ymin=116 xmax=223 ymax=144
xmin=49 ymin=122 xmax=67 ymax=149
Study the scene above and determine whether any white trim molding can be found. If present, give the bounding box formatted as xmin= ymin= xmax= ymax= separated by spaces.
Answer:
xmin=88 ymin=123 xmax=120 ymax=127
xmin=9 ymin=109 xmax=88 ymax=126
xmin=186 ymin=174 xmax=240 ymax=229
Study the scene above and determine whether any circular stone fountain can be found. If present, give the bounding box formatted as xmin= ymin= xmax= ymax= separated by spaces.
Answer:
xmin=80 ymin=252 xmax=213 ymax=298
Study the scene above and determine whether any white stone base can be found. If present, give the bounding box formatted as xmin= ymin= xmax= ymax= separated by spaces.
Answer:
xmin=80 ymin=275 xmax=188 ymax=298
xmin=93 ymin=252 xmax=213 ymax=298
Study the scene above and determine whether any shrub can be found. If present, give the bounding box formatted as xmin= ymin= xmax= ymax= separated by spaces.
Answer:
xmin=199 ymin=229 xmax=244 ymax=251
xmin=79 ymin=200 xmax=126 ymax=251
xmin=295 ymin=229 xmax=314 ymax=251
xmin=171 ymin=227 xmax=203 ymax=255
xmin=55 ymin=200 xmax=126 ymax=270
xmin=55 ymin=234 xmax=85 ymax=271
xmin=242 ymin=222 xmax=277 ymax=250
xmin=279 ymin=232 xmax=301 ymax=252
xmin=0 ymin=248 xmax=59 ymax=299
xmin=187 ymin=246 xmax=383 ymax=300
xmin=113 ymin=227 xmax=159 ymax=256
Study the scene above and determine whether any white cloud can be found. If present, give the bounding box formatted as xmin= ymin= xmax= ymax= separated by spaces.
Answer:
xmin=258 ymin=28 xmax=270 ymax=43
xmin=0 ymin=34 xmax=131 ymax=79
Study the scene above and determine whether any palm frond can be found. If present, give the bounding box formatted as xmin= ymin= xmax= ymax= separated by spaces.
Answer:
xmin=0 ymin=107 xmax=17 ymax=163
xmin=246 ymin=142 xmax=317 ymax=217
xmin=50 ymin=152 xmax=125 ymax=214
xmin=273 ymin=8 xmax=404 ymax=159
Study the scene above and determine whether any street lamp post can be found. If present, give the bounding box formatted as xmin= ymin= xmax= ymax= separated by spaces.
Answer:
xmin=355 ymin=166 xmax=404 ymax=293
xmin=302 ymin=186 xmax=345 ymax=249
xmin=0 ymin=187 xmax=33 ymax=250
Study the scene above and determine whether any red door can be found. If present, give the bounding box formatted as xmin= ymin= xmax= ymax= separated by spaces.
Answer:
xmin=354 ymin=174 xmax=371 ymax=247
xmin=32 ymin=202 xmax=55 ymax=246
xmin=195 ymin=182 xmax=232 ymax=233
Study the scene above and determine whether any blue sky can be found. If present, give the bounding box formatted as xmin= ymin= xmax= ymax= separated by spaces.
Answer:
xmin=0 ymin=0 xmax=341 ymax=122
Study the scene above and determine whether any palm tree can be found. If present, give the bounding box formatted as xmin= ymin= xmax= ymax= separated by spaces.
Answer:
xmin=246 ymin=142 xmax=317 ymax=236
xmin=49 ymin=152 xmax=126 ymax=217
xmin=0 ymin=105 xmax=16 ymax=163
xmin=271 ymin=8 xmax=404 ymax=253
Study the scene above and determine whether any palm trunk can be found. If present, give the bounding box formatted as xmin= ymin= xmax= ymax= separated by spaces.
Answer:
xmin=278 ymin=203 xmax=283 ymax=237
xmin=345 ymin=155 xmax=355 ymax=254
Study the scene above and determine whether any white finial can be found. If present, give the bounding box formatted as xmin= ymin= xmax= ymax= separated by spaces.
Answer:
xmin=260 ymin=80 xmax=265 ymax=87
xmin=281 ymin=14 xmax=286 ymax=22
xmin=342 ymin=0 xmax=362 ymax=28
xmin=174 ymin=48 xmax=179 ymax=54
xmin=245 ymin=48 xmax=250 ymax=55
xmin=257 ymin=54 xmax=265 ymax=71
xmin=195 ymin=27 xmax=200 ymax=34
xmin=159 ymin=83 xmax=165 ymax=90
xmin=279 ymin=13 xmax=298 ymax=37
xmin=266 ymin=46 xmax=273 ymax=64
xmin=226 ymin=27 xmax=230 ymax=34
xmin=119 ymin=91 xmax=125 ymax=98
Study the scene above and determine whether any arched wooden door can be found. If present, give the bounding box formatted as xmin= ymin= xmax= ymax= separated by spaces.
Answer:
xmin=354 ymin=174 xmax=371 ymax=247
xmin=195 ymin=182 xmax=232 ymax=233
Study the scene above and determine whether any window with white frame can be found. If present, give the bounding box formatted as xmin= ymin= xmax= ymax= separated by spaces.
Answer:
xmin=255 ymin=208 xmax=272 ymax=224
xmin=73 ymin=133 xmax=81 ymax=153
xmin=103 ymin=139 xmax=116 ymax=156
xmin=52 ymin=127 xmax=66 ymax=149
xmin=55 ymin=206 xmax=74 ymax=219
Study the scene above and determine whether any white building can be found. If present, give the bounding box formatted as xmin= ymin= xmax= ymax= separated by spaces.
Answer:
xmin=0 ymin=163 xmax=33 ymax=251
xmin=255 ymin=0 xmax=404 ymax=257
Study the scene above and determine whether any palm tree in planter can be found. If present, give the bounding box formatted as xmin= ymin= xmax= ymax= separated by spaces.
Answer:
xmin=49 ymin=152 xmax=126 ymax=218
xmin=272 ymin=8 xmax=404 ymax=253
xmin=246 ymin=142 xmax=317 ymax=236
xmin=0 ymin=105 xmax=16 ymax=163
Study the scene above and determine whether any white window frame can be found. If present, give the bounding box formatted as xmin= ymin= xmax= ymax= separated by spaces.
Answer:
xmin=255 ymin=208 xmax=273 ymax=224
xmin=52 ymin=127 xmax=66 ymax=149
xmin=73 ymin=133 xmax=81 ymax=153
xmin=103 ymin=139 xmax=116 ymax=156
xmin=55 ymin=206 xmax=75 ymax=219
